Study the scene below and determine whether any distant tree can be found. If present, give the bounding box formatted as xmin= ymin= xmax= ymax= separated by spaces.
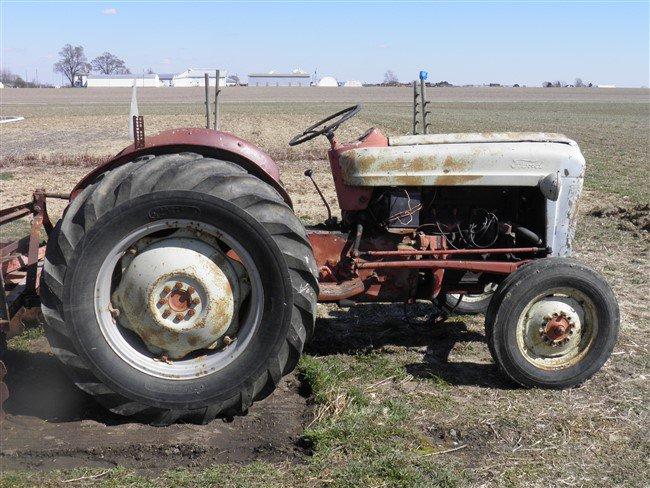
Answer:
xmin=542 ymin=81 xmax=553 ymax=88
xmin=552 ymin=80 xmax=564 ymax=88
xmin=383 ymin=70 xmax=399 ymax=86
xmin=91 ymin=52 xmax=130 ymax=75
xmin=145 ymin=67 xmax=154 ymax=75
xmin=575 ymin=78 xmax=585 ymax=88
xmin=54 ymin=44 xmax=91 ymax=86
xmin=0 ymin=68 xmax=19 ymax=86
xmin=228 ymin=74 xmax=241 ymax=85
xmin=432 ymin=80 xmax=453 ymax=87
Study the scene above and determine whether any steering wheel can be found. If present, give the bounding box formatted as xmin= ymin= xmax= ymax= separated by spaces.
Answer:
xmin=289 ymin=104 xmax=362 ymax=146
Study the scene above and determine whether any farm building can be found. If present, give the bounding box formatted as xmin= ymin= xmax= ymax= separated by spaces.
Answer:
xmin=172 ymin=69 xmax=228 ymax=87
xmin=158 ymin=73 xmax=175 ymax=87
xmin=317 ymin=76 xmax=339 ymax=87
xmin=86 ymin=74 xmax=160 ymax=88
xmin=248 ymin=70 xmax=311 ymax=87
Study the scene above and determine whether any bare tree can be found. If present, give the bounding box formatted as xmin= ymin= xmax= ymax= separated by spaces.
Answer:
xmin=54 ymin=44 xmax=91 ymax=86
xmin=383 ymin=70 xmax=399 ymax=86
xmin=91 ymin=52 xmax=130 ymax=75
xmin=228 ymin=74 xmax=241 ymax=85
xmin=575 ymin=78 xmax=585 ymax=87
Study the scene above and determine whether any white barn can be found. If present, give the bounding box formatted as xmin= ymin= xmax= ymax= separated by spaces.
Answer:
xmin=172 ymin=69 xmax=228 ymax=87
xmin=86 ymin=74 xmax=160 ymax=88
xmin=317 ymin=76 xmax=338 ymax=87
xmin=248 ymin=70 xmax=311 ymax=87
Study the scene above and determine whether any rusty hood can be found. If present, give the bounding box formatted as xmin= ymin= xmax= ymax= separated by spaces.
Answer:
xmin=339 ymin=132 xmax=585 ymax=187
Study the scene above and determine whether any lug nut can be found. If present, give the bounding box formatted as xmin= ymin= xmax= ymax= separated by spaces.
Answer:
xmin=175 ymin=313 xmax=184 ymax=321
xmin=186 ymin=309 xmax=195 ymax=317
xmin=187 ymin=286 xmax=195 ymax=295
xmin=157 ymin=298 xmax=168 ymax=306
xmin=162 ymin=309 xmax=171 ymax=318
xmin=174 ymin=281 xmax=183 ymax=290
xmin=162 ymin=285 xmax=171 ymax=294
xmin=192 ymin=297 xmax=200 ymax=305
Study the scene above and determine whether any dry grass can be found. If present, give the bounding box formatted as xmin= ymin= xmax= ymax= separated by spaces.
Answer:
xmin=0 ymin=87 xmax=648 ymax=487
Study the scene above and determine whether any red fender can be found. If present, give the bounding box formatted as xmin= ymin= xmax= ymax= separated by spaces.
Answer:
xmin=71 ymin=128 xmax=291 ymax=206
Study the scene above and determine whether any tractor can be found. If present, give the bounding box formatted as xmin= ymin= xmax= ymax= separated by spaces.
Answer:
xmin=0 ymin=104 xmax=619 ymax=425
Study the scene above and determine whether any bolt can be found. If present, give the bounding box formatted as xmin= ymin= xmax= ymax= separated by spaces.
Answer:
xmin=162 ymin=285 xmax=172 ymax=294
xmin=192 ymin=297 xmax=200 ymax=305
xmin=158 ymin=298 xmax=168 ymax=306
xmin=174 ymin=281 xmax=183 ymax=290
xmin=187 ymin=286 xmax=195 ymax=295
xmin=223 ymin=335 xmax=233 ymax=346
xmin=162 ymin=309 xmax=171 ymax=318
xmin=186 ymin=309 xmax=195 ymax=317
xmin=175 ymin=313 xmax=184 ymax=321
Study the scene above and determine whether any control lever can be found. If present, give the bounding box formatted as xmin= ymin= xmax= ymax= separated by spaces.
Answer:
xmin=304 ymin=169 xmax=336 ymax=226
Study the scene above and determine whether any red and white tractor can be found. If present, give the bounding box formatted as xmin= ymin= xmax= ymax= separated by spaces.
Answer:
xmin=0 ymin=105 xmax=618 ymax=424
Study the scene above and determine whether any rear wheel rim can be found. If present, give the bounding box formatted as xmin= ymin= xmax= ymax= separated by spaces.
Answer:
xmin=515 ymin=287 xmax=598 ymax=370
xmin=94 ymin=219 xmax=264 ymax=380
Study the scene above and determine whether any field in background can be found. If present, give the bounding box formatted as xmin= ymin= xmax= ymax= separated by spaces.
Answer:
xmin=0 ymin=87 xmax=648 ymax=487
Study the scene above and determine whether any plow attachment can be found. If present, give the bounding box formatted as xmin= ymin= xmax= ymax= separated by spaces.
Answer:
xmin=0 ymin=190 xmax=66 ymax=421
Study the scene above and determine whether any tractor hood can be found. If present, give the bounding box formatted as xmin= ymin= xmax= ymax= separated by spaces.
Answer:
xmin=340 ymin=132 xmax=585 ymax=187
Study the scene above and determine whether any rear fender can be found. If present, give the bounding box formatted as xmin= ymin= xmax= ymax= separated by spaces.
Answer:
xmin=71 ymin=128 xmax=291 ymax=206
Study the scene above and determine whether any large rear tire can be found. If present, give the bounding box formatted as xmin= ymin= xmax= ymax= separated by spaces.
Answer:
xmin=41 ymin=153 xmax=318 ymax=424
xmin=485 ymin=258 xmax=619 ymax=389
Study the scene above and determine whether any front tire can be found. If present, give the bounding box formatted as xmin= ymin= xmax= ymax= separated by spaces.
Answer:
xmin=485 ymin=258 xmax=619 ymax=389
xmin=41 ymin=153 xmax=318 ymax=424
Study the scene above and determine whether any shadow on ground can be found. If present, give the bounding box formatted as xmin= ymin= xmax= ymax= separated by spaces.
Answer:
xmin=308 ymin=303 xmax=513 ymax=389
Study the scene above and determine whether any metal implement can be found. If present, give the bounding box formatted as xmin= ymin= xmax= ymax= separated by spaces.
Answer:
xmin=214 ymin=69 xmax=221 ymax=130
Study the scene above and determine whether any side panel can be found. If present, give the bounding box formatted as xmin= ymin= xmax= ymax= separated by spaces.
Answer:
xmin=71 ymin=128 xmax=291 ymax=205
xmin=328 ymin=128 xmax=387 ymax=211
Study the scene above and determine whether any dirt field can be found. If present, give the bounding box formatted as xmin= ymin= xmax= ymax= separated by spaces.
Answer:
xmin=0 ymin=87 xmax=648 ymax=487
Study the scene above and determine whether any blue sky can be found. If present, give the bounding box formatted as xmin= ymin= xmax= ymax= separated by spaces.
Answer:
xmin=1 ymin=1 xmax=648 ymax=87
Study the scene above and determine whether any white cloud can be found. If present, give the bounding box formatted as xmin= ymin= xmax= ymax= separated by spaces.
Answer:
xmin=45 ymin=53 xmax=55 ymax=60
xmin=377 ymin=43 xmax=389 ymax=49
xmin=101 ymin=8 xmax=117 ymax=15
xmin=161 ymin=58 xmax=172 ymax=65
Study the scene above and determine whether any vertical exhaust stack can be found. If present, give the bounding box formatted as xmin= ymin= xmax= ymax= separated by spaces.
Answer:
xmin=128 ymin=81 xmax=139 ymax=140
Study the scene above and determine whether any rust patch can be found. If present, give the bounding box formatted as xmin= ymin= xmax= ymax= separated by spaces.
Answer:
xmin=435 ymin=174 xmax=482 ymax=185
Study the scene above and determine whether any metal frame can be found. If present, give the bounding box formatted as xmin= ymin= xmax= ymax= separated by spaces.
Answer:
xmin=0 ymin=190 xmax=65 ymax=336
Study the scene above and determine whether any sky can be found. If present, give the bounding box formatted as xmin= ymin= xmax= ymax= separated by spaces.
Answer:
xmin=1 ymin=1 xmax=649 ymax=87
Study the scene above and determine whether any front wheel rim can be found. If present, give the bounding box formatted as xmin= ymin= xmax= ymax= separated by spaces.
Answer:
xmin=94 ymin=219 xmax=264 ymax=380
xmin=516 ymin=287 xmax=598 ymax=370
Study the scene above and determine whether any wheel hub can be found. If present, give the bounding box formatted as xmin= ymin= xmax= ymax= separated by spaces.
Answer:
xmin=111 ymin=235 xmax=249 ymax=360
xmin=519 ymin=295 xmax=585 ymax=364
xmin=540 ymin=312 xmax=575 ymax=346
